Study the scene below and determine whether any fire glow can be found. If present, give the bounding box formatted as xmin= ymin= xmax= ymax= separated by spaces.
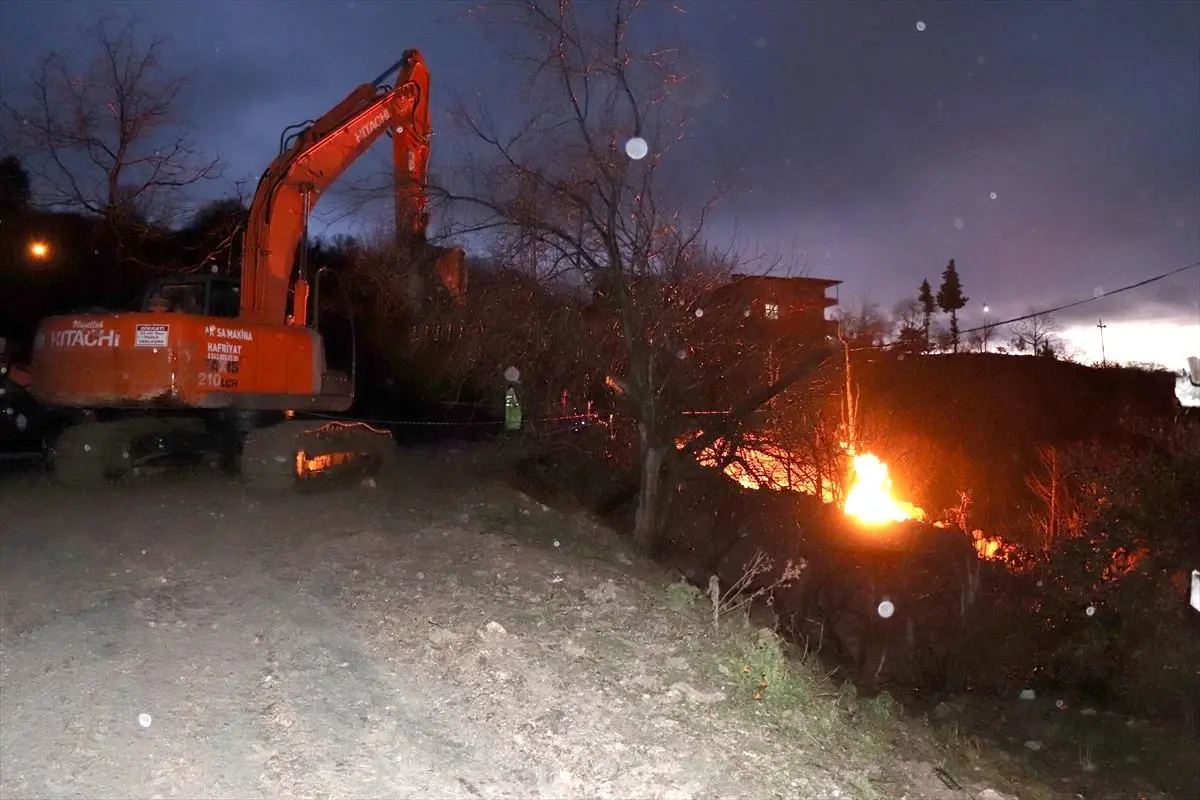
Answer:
xmin=685 ymin=435 xmax=1007 ymax=558
xmin=684 ymin=435 xmax=925 ymax=526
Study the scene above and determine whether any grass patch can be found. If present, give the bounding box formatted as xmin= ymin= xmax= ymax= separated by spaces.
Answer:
xmin=664 ymin=577 xmax=703 ymax=612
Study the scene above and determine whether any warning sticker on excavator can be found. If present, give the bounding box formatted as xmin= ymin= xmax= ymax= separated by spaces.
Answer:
xmin=134 ymin=324 xmax=169 ymax=348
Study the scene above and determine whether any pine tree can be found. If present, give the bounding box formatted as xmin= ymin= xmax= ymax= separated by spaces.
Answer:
xmin=917 ymin=278 xmax=936 ymax=352
xmin=936 ymin=259 xmax=968 ymax=353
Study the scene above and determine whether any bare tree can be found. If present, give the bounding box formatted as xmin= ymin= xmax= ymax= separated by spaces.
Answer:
xmin=1025 ymin=444 xmax=1083 ymax=548
xmin=930 ymin=323 xmax=955 ymax=354
xmin=5 ymin=15 xmax=223 ymax=226
xmin=436 ymin=0 xmax=826 ymax=554
xmin=978 ymin=317 xmax=998 ymax=352
xmin=836 ymin=298 xmax=890 ymax=350
xmin=892 ymin=297 xmax=925 ymax=354
xmin=179 ymin=184 xmax=251 ymax=275
xmin=893 ymin=297 xmax=922 ymax=334
xmin=1008 ymin=311 xmax=1062 ymax=358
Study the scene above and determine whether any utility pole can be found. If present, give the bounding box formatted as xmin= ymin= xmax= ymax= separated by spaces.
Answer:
xmin=1097 ymin=318 xmax=1107 ymax=367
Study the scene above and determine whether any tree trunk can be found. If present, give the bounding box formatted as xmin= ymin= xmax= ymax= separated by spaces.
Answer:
xmin=633 ymin=425 xmax=669 ymax=556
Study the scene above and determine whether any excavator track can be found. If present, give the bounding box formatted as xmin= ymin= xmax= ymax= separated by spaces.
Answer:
xmin=49 ymin=418 xmax=160 ymax=488
xmin=239 ymin=419 xmax=395 ymax=490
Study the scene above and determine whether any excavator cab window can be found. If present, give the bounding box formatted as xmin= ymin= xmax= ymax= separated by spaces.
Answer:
xmin=143 ymin=282 xmax=204 ymax=314
xmin=140 ymin=276 xmax=240 ymax=318
xmin=207 ymin=280 xmax=240 ymax=318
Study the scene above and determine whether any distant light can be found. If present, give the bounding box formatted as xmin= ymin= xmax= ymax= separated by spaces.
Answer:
xmin=983 ymin=304 xmax=990 ymax=313
xmin=625 ymin=136 xmax=649 ymax=160
xmin=28 ymin=240 xmax=50 ymax=260
xmin=915 ymin=21 xmax=926 ymax=32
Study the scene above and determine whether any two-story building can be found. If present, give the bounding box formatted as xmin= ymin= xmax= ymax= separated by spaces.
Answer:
xmin=706 ymin=273 xmax=842 ymax=344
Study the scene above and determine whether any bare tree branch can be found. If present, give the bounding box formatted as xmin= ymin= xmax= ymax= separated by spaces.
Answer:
xmin=1008 ymin=310 xmax=1062 ymax=357
xmin=4 ymin=14 xmax=224 ymax=226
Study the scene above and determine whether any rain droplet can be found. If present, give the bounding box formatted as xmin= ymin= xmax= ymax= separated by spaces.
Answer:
xmin=977 ymin=55 xmax=987 ymax=65
xmin=624 ymin=137 xmax=649 ymax=160
xmin=989 ymin=191 xmax=997 ymax=200
xmin=1093 ymin=286 xmax=1105 ymax=298
xmin=754 ymin=37 xmax=767 ymax=49
xmin=954 ymin=217 xmax=965 ymax=230
xmin=138 ymin=713 xmax=153 ymax=728
xmin=916 ymin=21 xmax=927 ymax=32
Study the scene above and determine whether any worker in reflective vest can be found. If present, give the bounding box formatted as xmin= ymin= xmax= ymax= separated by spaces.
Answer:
xmin=503 ymin=366 xmax=522 ymax=432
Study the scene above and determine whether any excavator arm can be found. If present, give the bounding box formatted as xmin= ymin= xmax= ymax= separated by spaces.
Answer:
xmin=240 ymin=49 xmax=446 ymax=326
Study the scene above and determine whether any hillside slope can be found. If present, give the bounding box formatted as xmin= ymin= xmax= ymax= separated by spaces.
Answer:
xmin=851 ymin=353 xmax=1178 ymax=531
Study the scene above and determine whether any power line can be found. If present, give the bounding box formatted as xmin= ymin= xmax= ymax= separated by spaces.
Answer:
xmin=958 ymin=260 xmax=1200 ymax=337
xmin=849 ymin=258 xmax=1200 ymax=352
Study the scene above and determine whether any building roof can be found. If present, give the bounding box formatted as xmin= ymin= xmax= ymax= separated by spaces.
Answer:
xmin=729 ymin=273 xmax=843 ymax=288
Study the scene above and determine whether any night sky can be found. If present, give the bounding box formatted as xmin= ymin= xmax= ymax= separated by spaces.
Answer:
xmin=3 ymin=0 xmax=1198 ymax=367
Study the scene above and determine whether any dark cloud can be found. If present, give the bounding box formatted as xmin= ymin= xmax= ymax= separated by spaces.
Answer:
xmin=2 ymin=0 xmax=1197 ymax=360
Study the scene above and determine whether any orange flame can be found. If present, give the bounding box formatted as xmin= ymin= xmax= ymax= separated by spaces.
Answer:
xmin=971 ymin=530 xmax=1003 ymax=559
xmin=843 ymin=453 xmax=925 ymax=526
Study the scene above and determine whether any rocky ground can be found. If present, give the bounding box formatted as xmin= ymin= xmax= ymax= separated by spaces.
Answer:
xmin=0 ymin=441 xmax=1190 ymax=799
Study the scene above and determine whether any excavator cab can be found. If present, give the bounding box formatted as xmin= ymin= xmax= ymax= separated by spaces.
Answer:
xmin=141 ymin=275 xmax=241 ymax=318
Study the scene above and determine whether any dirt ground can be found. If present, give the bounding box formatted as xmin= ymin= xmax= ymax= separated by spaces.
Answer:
xmin=0 ymin=441 xmax=1181 ymax=800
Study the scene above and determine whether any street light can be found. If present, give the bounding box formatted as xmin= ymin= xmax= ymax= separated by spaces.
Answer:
xmin=27 ymin=240 xmax=50 ymax=261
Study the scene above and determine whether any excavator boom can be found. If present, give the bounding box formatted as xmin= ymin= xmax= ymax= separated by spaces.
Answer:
xmin=240 ymin=49 xmax=435 ymax=326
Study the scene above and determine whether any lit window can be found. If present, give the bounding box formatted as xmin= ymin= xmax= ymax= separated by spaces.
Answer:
xmin=763 ymin=302 xmax=780 ymax=320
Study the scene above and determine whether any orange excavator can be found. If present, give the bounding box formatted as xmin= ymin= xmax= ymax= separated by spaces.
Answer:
xmin=27 ymin=50 xmax=465 ymax=487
